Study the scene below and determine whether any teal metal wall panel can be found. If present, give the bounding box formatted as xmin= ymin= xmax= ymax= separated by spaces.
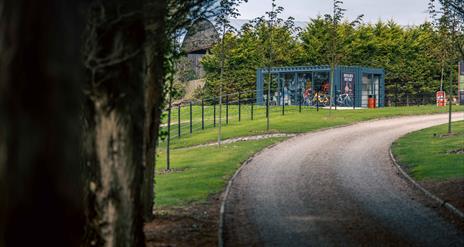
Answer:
xmin=256 ymin=65 xmax=385 ymax=107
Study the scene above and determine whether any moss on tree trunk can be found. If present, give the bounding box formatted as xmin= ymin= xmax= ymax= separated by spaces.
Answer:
xmin=82 ymin=1 xmax=146 ymax=246
xmin=142 ymin=0 xmax=168 ymax=221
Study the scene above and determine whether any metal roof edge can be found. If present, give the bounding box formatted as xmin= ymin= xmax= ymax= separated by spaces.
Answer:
xmin=258 ymin=65 xmax=384 ymax=73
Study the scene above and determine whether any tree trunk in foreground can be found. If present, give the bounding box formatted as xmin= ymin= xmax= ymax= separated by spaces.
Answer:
xmin=82 ymin=1 xmax=146 ymax=246
xmin=142 ymin=0 xmax=167 ymax=221
xmin=0 ymin=0 xmax=85 ymax=246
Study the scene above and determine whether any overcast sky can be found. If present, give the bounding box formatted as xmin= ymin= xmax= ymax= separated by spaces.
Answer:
xmin=236 ymin=0 xmax=431 ymax=26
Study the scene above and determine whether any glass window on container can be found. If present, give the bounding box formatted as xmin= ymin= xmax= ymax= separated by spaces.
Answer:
xmin=362 ymin=74 xmax=373 ymax=107
xmin=262 ymin=73 xmax=279 ymax=103
xmin=313 ymin=71 xmax=330 ymax=95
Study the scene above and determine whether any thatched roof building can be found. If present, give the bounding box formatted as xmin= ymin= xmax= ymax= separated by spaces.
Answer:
xmin=180 ymin=18 xmax=219 ymax=78
xmin=182 ymin=18 xmax=219 ymax=54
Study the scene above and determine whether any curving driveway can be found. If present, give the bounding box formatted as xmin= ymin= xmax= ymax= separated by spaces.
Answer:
xmin=223 ymin=113 xmax=464 ymax=246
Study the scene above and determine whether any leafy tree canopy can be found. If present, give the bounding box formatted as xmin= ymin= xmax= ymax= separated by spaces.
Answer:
xmin=200 ymin=1 xmax=463 ymax=99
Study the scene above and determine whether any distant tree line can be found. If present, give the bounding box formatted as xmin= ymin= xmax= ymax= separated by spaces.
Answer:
xmin=201 ymin=2 xmax=464 ymax=102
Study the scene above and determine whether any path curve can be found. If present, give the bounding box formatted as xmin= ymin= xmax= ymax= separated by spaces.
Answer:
xmin=223 ymin=113 xmax=464 ymax=246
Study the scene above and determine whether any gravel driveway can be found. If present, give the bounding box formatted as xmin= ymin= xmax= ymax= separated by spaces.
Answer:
xmin=223 ymin=113 xmax=464 ymax=246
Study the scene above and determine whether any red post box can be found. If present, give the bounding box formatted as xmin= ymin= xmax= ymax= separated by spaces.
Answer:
xmin=436 ymin=91 xmax=446 ymax=107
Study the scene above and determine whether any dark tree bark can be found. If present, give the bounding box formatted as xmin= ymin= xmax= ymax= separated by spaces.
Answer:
xmin=0 ymin=0 xmax=85 ymax=246
xmin=81 ymin=1 xmax=146 ymax=246
xmin=141 ymin=0 xmax=168 ymax=221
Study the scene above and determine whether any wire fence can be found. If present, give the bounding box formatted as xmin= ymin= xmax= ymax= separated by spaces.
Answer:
xmin=161 ymin=89 xmax=455 ymax=141
xmin=160 ymin=88 xmax=461 ymax=169
xmin=385 ymin=94 xmax=436 ymax=107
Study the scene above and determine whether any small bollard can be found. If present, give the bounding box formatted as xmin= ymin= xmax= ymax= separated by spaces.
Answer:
xmin=226 ymin=95 xmax=229 ymax=125
xmin=214 ymin=97 xmax=216 ymax=127
xmin=178 ymin=104 xmax=181 ymax=138
xmin=238 ymin=92 xmax=241 ymax=122
xmin=189 ymin=101 xmax=192 ymax=134
xmin=201 ymin=99 xmax=204 ymax=130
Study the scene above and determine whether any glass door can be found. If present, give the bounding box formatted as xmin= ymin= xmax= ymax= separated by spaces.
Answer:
xmin=373 ymin=74 xmax=380 ymax=107
xmin=361 ymin=74 xmax=371 ymax=107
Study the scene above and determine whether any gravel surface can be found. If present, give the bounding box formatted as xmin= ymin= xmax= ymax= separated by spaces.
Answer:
xmin=223 ymin=113 xmax=464 ymax=247
xmin=179 ymin=133 xmax=297 ymax=150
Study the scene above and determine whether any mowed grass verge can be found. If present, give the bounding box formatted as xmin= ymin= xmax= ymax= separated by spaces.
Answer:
xmin=162 ymin=105 xmax=464 ymax=149
xmin=392 ymin=121 xmax=464 ymax=181
xmin=155 ymin=106 xmax=463 ymax=208
xmin=155 ymin=137 xmax=287 ymax=207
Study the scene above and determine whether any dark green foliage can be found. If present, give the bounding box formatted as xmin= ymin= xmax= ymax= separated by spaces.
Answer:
xmin=175 ymin=56 xmax=197 ymax=83
xmin=202 ymin=6 xmax=302 ymax=97
xmin=201 ymin=4 xmax=463 ymax=100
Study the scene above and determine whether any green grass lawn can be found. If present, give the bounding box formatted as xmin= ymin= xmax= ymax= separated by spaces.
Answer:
xmin=392 ymin=121 xmax=464 ymax=181
xmin=155 ymin=105 xmax=463 ymax=208
xmin=155 ymin=137 xmax=286 ymax=207
xmin=163 ymin=105 xmax=464 ymax=149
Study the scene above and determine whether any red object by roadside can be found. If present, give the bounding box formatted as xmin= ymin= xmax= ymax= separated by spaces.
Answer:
xmin=368 ymin=98 xmax=376 ymax=108
xmin=436 ymin=91 xmax=446 ymax=107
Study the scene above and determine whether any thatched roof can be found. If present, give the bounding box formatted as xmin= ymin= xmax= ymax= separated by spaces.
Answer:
xmin=182 ymin=18 xmax=219 ymax=53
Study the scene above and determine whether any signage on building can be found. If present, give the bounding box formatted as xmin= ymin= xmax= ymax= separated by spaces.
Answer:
xmin=342 ymin=73 xmax=355 ymax=96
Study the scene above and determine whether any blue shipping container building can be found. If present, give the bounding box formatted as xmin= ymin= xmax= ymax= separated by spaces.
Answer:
xmin=256 ymin=65 xmax=385 ymax=108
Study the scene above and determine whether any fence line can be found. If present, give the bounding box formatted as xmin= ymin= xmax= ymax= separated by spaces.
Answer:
xmin=162 ymin=89 xmax=449 ymax=143
xmin=160 ymin=87 xmax=460 ymax=170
